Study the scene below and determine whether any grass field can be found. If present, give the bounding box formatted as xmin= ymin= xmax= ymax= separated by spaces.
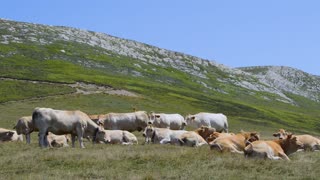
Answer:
xmin=1 ymin=132 xmax=319 ymax=179
xmin=0 ymin=93 xmax=319 ymax=179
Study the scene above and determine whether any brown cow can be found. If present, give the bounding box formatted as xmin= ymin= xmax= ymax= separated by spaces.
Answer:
xmin=273 ymin=129 xmax=320 ymax=151
xmin=194 ymin=126 xmax=216 ymax=142
xmin=244 ymin=134 xmax=304 ymax=160
xmin=210 ymin=131 xmax=260 ymax=154
xmin=207 ymin=132 xmax=235 ymax=144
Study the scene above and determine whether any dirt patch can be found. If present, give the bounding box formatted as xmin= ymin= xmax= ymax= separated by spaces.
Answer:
xmin=0 ymin=77 xmax=139 ymax=97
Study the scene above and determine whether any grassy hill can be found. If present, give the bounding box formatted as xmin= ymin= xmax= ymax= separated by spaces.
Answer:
xmin=0 ymin=19 xmax=319 ymax=179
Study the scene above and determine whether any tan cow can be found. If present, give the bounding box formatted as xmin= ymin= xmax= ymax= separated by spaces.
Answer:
xmin=178 ymin=131 xmax=208 ymax=147
xmin=273 ymin=129 xmax=320 ymax=151
xmin=32 ymin=107 xmax=103 ymax=148
xmin=47 ymin=132 xmax=70 ymax=147
xmin=194 ymin=126 xmax=216 ymax=142
xmin=95 ymin=127 xmax=138 ymax=145
xmin=0 ymin=128 xmax=23 ymax=142
xmin=244 ymin=134 xmax=304 ymax=160
xmin=210 ymin=131 xmax=260 ymax=154
xmin=98 ymin=111 xmax=149 ymax=132
xmin=13 ymin=116 xmax=34 ymax=144
xmin=207 ymin=132 xmax=235 ymax=144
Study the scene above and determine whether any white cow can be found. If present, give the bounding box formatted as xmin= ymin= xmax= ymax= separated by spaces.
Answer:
xmin=98 ymin=111 xmax=149 ymax=132
xmin=185 ymin=112 xmax=228 ymax=133
xmin=0 ymin=128 xmax=23 ymax=142
xmin=13 ymin=116 xmax=34 ymax=144
xmin=148 ymin=112 xmax=187 ymax=130
xmin=95 ymin=127 xmax=138 ymax=145
xmin=143 ymin=125 xmax=187 ymax=145
xmin=32 ymin=107 xmax=103 ymax=148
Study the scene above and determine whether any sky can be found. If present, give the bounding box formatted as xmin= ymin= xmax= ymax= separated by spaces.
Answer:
xmin=1 ymin=1 xmax=319 ymax=75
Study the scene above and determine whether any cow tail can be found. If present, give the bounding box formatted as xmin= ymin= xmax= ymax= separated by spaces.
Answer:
xmin=224 ymin=120 xmax=229 ymax=133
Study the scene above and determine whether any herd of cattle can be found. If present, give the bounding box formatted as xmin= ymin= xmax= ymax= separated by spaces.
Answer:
xmin=0 ymin=107 xmax=319 ymax=161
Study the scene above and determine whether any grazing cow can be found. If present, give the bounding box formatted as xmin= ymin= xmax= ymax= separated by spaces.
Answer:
xmin=0 ymin=128 xmax=23 ymax=142
xmin=47 ymin=132 xmax=69 ymax=147
xmin=13 ymin=116 xmax=34 ymax=144
xmin=148 ymin=112 xmax=187 ymax=130
xmin=207 ymin=132 xmax=235 ymax=144
xmin=142 ymin=125 xmax=187 ymax=145
xmin=95 ymin=127 xmax=138 ymax=145
xmin=244 ymin=134 xmax=304 ymax=160
xmin=210 ymin=131 xmax=260 ymax=154
xmin=273 ymin=129 xmax=320 ymax=151
xmin=185 ymin=112 xmax=228 ymax=133
xmin=194 ymin=126 xmax=216 ymax=142
xmin=98 ymin=111 xmax=149 ymax=132
xmin=32 ymin=107 xmax=103 ymax=148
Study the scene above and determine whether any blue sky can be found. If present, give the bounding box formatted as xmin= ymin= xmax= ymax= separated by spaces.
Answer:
xmin=1 ymin=1 xmax=319 ymax=75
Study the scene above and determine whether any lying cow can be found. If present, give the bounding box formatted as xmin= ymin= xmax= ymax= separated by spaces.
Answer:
xmin=194 ymin=126 xmax=216 ymax=142
xmin=13 ymin=116 xmax=34 ymax=144
xmin=95 ymin=127 xmax=138 ymax=145
xmin=148 ymin=112 xmax=187 ymax=130
xmin=143 ymin=125 xmax=187 ymax=145
xmin=47 ymin=132 xmax=70 ymax=147
xmin=210 ymin=131 xmax=260 ymax=154
xmin=185 ymin=112 xmax=228 ymax=133
xmin=0 ymin=128 xmax=23 ymax=142
xmin=98 ymin=111 xmax=149 ymax=132
xmin=143 ymin=125 xmax=206 ymax=147
xmin=244 ymin=134 xmax=304 ymax=160
xmin=207 ymin=132 xmax=235 ymax=144
xmin=273 ymin=129 xmax=320 ymax=151
xmin=32 ymin=107 xmax=103 ymax=148
xmin=178 ymin=131 xmax=208 ymax=147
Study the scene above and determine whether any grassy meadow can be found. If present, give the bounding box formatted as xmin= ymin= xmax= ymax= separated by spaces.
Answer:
xmin=0 ymin=92 xmax=319 ymax=179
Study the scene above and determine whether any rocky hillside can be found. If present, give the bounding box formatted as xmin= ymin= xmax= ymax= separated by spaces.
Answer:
xmin=1 ymin=18 xmax=319 ymax=105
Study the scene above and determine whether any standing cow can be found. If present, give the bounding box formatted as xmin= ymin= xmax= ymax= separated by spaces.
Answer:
xmin=32 ymin=107 xmax=103 ymax=148
xmin=148 ymin=112 xmax=187 ymax=130
xmin=13 ymin=116 xmax=34 ymax=144
xmin=185 ymin=112 xmax=228 ymax=133
xmin=98 ymin=111 xmax=149 ymax=132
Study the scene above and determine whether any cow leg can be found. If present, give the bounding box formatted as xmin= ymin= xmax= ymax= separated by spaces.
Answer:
xmin=278 ymin=152 xmax=290 ymax=161
xmin=71 ymin=134 xmax=76 ymax=148
xmin=76 ymin=127 xmax=85 ymax=148
xmin=38 ymin=132 xmax=47 ymax=148
xmin=160 ymin=138 xmax=171 ymax=144
xmin=26 ymin=134 xmax=31 ymax=144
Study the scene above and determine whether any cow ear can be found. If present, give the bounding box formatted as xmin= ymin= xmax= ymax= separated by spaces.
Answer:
xmin=287 ymin=133 xmax=293 ymax=139
xmin=292 ymin=136 xmax=298 ymax=141
xmin=191 ymin=116 xmax=195 ymax=120
xmin=155 ymin=115 xmax=160 ymax=118
xmin=273 ymin=133 xmax=279 ymax=137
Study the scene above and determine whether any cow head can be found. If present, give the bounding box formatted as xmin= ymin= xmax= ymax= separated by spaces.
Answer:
xmin=147 ymin=112 xmax=161 ymax=125
xmin=185 ymin=115 xmax=196 ymax=125
xmin=281 ymin=134 xmax=304 ymax=155
xmin=94 ymin=126 xmax=110 ymax=144
xmin=240 ymin=130 xmax=260 ymax=145
xmin=206 ymin=132 xmax=221 ymax=143
xmin=273 ymin=129 xmax=289 ymax=139
xmin=195 ymin=126 xmax=216 ymax=140
xmin=142 ymin=125 xmax=155 ymax=144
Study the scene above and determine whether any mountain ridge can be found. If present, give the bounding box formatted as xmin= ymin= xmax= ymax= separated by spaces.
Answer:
xmin=1 ymin=18 xmax=319 ymax=105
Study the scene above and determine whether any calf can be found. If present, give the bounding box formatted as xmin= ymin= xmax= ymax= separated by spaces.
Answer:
xmin=244 ymin=134 xmax=304 ymax=160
